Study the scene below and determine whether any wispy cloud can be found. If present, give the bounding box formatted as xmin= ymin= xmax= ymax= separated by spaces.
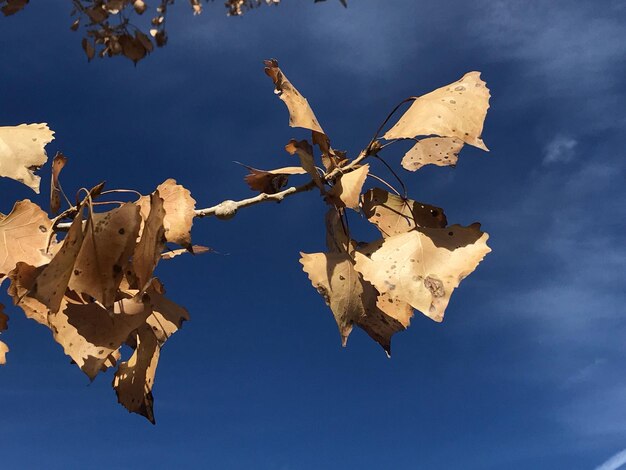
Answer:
xmin=543 ymin=135 xmax=577 ymax=165
xmin=595 ymin=448 xmax=626 ymax=470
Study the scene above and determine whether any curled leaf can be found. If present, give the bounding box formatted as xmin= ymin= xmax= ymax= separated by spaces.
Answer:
xmin=238 ymin=163 xmax=307 ymax=194
xmin=361 ymin=188 xmax=447 ymax=238
xmin=264 ymin=59 xmax=324 ymax=134
xmin=284 ymin=139 xmax=325 ymax=191
xmin=50 ymin=152 xmax=68 ymax=214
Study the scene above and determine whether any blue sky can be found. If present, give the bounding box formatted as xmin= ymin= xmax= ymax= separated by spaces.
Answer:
xmin=1 ymin=0 xmax=626 ymax=468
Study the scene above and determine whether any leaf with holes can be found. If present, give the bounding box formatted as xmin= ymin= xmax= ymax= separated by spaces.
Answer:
xmin=401 ymin=137 xmax=464 ymax=171
xmin=361 ymin=188 xmax=447 ymax=238
xmin=354 ymin=224 xmax=490 ymax=322
xmin=0 ymin=200 xmax=53 ymax=283
xmin=383 ymin=72 xmax=490 ymax=151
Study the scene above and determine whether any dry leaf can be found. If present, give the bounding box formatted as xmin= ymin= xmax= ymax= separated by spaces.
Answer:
xmin=401 ymin=137 xmax=464 ymax=171
xmin=0 ymin=200 xmax=53 ymax=283
xmin=50 ymin=152 xmax=68 ymax=214
xmin=1 ymin=0 xmax=28 ymax=16
xmin=264 ymin=59 xmax=324 ymax=134
xmin=9 ymin=262 xmax=151 ymax=379
xmin=133 ymin=191 xmax=165 ymax=290
xmin=145 ymin=280 xmax=189 ymax=344
xmin=326 ymin=164 xmax=369 ymax=211
xmin=300 ymin=250 xmax=412 ymax=354
xmin=0 ymin=341 xmax=7 ymax=365
xmin=383 ymin=72 xmax=490 ymax=151
xmin=284 ymin=139 xmax=325 ymax=191
xmin=70 ymin=203 xmax=141 ymax=308
xmin=113 ymin=324 xmax=160 ymax=424
xmin=32 ymin=207 xmax=86 ymax=313
xmin=300 ymin=252 xmax=368 ymax=345
xmin=354 ymin=224 xmax=490 ymax=322
xmin=0 ymin=123 xmax=55 ymax=192
xmin=161 ymin=245 xmax=211 ymax=260
xmin=0 ymin=303 xmax=7 ymax=365
xmin=238 ymin=163 xmax=307 ymax=194
xmin=325 ymin=209 xmax=353 ymax=254
xmin=361 ymin=188 xmax=447 ymax=238
xmin=34 ymin=203 xmax=141 ymax=311
xmin=138 ymin=179 xmax=196 ymax=248
xmin=114 ymin=282 xmax=188 ymax=423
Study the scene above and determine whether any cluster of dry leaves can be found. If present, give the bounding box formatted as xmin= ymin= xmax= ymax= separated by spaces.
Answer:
xmin=0 ymin=0 xmax=345 ymax=63
xmin=0 ymin=59 xmax=490 ymax=422
xmin=0 ymin=124 xmax=206 ymax=422
xmin=259 ymin=59 xmax=492 ymax=354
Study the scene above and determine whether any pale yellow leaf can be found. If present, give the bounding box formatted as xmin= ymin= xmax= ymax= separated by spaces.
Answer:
xmin=383 ymin=72 xmax=490 ymax=151
xmin=0 ymin=200 xmax=54 ymax=283
xmin=138 ymin=179 xmax=196 ymax=248
xmin=0 ymin=123 xmax=55 ymax=192
xmin=354 ymin=224 xmax=491 ymax=322
xmin=327 ymin=164 xmax=369 ymax=211
xmin=401 ymin=137 xmax=464 ymax=171
xmin=0 ymin=341 xmax=7 ymax=365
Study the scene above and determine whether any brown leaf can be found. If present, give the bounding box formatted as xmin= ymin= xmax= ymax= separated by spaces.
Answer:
xmin=284 ymin=139 xmax=325 ymax=191
xmin=0 ymin=200 xmax=53 ymax=283
xmin=0 ymin=123 xmax=55 ymax=192
xmin=9 ymin=262 xmax=151 ymax=379
xmin=401 ymin=137 xmax=464 ymax=171
xmin=32 ymin=207 xmax=87 ymax=313
xmin=135 ymin=30 xmax=153 ymax=52
xmin=1 ymin=0 xmax=28 ymax=16
xmin=70 ymin=203 xmax=141 ymax=308
xmin=161 ymin=245 xmax=211 ymax=260
xmin=325 ymin=209 xmax=353 ymax=254
xmin=119 ymin=34 xmax=147 ymax=63
xmin=361 ymin=188 xmax=447 ymax=238
xmin=33 ymin=203 xmax=141 ymax=311
xmin=133 ymin=191 xmax=166 ymax=290
xmin=300 ymin=250 xmax=412 ymax=354
xmin=138 ymin=179 xmax=196 ymax=249
xmin=113 ymin=282 xmax=188 ymax=423
xmin=0 ymin=303 xmax=7 ymax=365
xmin=82 ymin=38 xmax=95 ymax=61
xmin=326 ymin=164 xmax=369 ymax=211
xmin=113 ymin=323 xmax=159 ymax=424
xmin=264 ymin=59 xmax=324 ymax=134
xmin=50 ymin=152 xmax=68 ymax=214
xmin=145 ymin=280 xmax=189 ymax=344
xmin=300 ymin=252 xmax=367 ymax=345
xmin=238 ymin=163 xmax=307 ymax=194
xmin=383 ymin=72 xmax=490 ymax=151
xmin=354 ymin=224 xmax=491 ymax=322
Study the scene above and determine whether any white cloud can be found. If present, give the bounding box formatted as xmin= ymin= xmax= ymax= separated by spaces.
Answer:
xmin=596 ymin=448 xmax=626 ymax=470
xmin=543 ymin=135 xmax=577 ymax=165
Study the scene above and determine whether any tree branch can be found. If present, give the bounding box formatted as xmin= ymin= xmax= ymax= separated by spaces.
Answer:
xmin=55 ymin=180 xmax=316 ymax=230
